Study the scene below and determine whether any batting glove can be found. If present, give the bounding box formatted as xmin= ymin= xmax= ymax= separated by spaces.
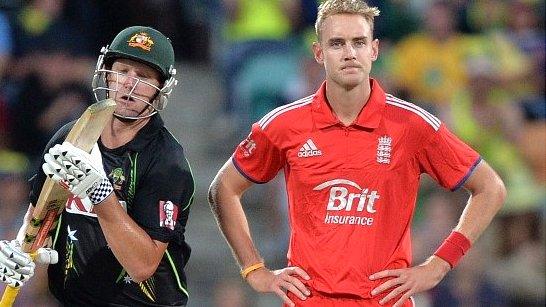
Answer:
xmin=42 ymin=142 xmax=113 ymax=205
xmin=0 ymin=240 xmax=58 ymax=288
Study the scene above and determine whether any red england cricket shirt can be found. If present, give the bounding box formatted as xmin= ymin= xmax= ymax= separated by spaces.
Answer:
xmin=232 ymin=79 xmax=481 ymax=298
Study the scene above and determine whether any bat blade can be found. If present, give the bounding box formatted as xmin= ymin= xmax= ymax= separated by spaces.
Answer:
xmin=22 ymin=98 xmax=116 ymax=252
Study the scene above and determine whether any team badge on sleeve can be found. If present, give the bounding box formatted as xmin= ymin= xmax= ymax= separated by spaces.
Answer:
xmin=239 ymin=135 xmax=256 ymax=157
xmin=159 ymin=201 xmax=178 ymax=230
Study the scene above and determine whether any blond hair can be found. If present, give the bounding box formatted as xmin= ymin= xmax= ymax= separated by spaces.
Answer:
xmin=315 ymin=0 xmax=380 ymax=40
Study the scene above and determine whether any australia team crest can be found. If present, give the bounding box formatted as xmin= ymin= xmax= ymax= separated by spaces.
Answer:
xmin=109 ymin=168 xmax=126 ymax=190
xmin=127 ymin=32 xmax=154 ymax=51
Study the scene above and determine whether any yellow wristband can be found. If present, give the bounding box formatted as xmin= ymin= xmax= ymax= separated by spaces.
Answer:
xmin=240 ymin=262 xmax=265 ymax=279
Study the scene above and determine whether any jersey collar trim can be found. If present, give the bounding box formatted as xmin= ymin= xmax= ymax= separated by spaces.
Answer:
xmin=312 ymin=78 xmax=386 ymax=129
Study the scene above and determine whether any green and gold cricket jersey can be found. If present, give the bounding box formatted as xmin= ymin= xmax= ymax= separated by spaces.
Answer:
xmin=30 ymin=115 xmax=194 ymax=306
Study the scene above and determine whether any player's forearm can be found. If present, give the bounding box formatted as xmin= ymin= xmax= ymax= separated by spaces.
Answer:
xmin=454 ymin=180 xmax=506 ymax=242
xmin=454 ymin=162 xmax=507 ymax=243
xmin=209 ymin=184 xmax=263 ymax=268
xmin=94 ymin=194 xmax=164 ymax=282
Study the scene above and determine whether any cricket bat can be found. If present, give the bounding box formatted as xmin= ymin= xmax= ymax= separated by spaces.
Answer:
xmin=0 ymin=98 xmax=116 ymax=307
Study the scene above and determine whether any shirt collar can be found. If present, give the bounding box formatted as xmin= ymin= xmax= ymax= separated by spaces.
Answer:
xmin=312 ymin=78 xmax=386 ymax=129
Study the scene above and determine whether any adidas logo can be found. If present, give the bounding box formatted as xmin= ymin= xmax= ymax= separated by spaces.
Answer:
xmin=298 ymin=139 xmax=322 ymax=157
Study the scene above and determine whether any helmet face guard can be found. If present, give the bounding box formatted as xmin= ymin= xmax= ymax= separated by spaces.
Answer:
xmin=91 ymin=26 xmax=178 ymax=120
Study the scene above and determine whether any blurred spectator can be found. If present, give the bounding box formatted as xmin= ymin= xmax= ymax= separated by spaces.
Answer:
xmin=219 ymin=0 xmax=300 ymax=126
xmin=465 ymin=0 xmax=508 ymax=33
xmin=505 ymin=0 xmax=545 ymax=72
xmin=0 ymin=11 xmax=11 ymax=137
xmin=412 ymin=184 xmax=509 ymax=307
xmin=5 ymin=0 xmax=92 ymax=79
xmin=518 ymin=122 xmax=546 ymax=185
xmin=0 ymin=10 xmax=12 ymax=81
xmin=505 ymin=0 xmax=546 ymax=164
xmin=2 ymin=0 xmax=95 ymax=165
xmin=93 ymin=0 xmax=211 ymax=62
xmin=0 ymin=149 xmax=29 ymax=239
xmin=223 ymin=0 xmax=297 ymax=43
xmin=9 ymin=80 xmax=93 ymax=164
xmin=464 ymin=2 xmax=533 ymax=105
xmin=230 ymin=46 xmax=299 ymax=131
xmin=517 ymin=59 xmax=546 ymax=185
xmin=0 ymin=143 xmax=60 ymax=306
xmin=465 ymin=35 xmax=529 ymax=97
xmin=0 ymin=95 xmax=7 ymax=135
xmin=362 ymin=0 xmax=420 ymax=92
xmin=16 ymin=266 xmax=60 ymax=307
xmin=412 ymin=192 xmax=460 ymax=263
xmin=284 ymin=30 xmax=325 ymax=103
xmin=431 ymin=246 xmax=508 ymax=307
xmin=390 ymin=1 xmax=529 ymax=110
xmin=7 ymin=0 xmax=93 ymax=59
xmin=177 ymin=0 xmax=214 ymax=62
xmin=489 ymin=211 xmax=545 ymax=306
xmin=294 ymin=0 xmax=319 ymax=34
xmin=413 ymin=191 xmax=506 ymax=307
xmin=368 ymin=0 xmax=419 ymax=42
xmin=389 ymin=1 xmax=470 ymax=107
xmin=0 ymin=172 xmax=25 ymax=271
xmin=446 ymin=55 xmax=544 ymax=213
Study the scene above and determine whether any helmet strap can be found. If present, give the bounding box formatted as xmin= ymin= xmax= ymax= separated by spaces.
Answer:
xmin=113 ymin=113 xmax=139 ymax=123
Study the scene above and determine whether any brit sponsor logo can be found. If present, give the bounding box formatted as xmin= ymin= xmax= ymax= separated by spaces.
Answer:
xmin=313 ymin=179 xmax=379 ymax=226
xmin=376 ymin=135 xmax=392 ymax=164
xmin=298 ymin=139 xmax=322 ymax=158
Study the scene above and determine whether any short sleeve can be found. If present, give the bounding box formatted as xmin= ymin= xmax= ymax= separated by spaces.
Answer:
xmin=417 ymin=124 xmax=481 ymax=191
xmin=130 ymin=153 xmax=194 ymax=244
xmin=232 ymin=123 xmax=285 ymax=184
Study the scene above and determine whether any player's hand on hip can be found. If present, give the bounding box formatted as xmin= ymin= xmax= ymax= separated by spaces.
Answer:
xmin=246 ymin=266 xmax=311 ymax=307
xmin=0 ymin=240 xmax=58 ymax=288
xmin=369 ymin=256 xmax=451 ymax=307
xmin=42 ymin=142 xmax=113 ymax=205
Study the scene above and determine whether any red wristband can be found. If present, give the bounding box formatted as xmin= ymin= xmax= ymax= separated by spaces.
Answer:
xmin=434 ymin=231 xmax=472 ymax=269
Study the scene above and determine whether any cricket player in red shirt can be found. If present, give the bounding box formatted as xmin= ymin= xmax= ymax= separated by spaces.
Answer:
xmin=208 ymin=1 xmax=506 ymax=306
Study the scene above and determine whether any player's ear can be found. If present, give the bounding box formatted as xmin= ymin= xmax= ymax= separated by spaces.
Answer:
xmin=371 ymin=38 xmax=379 ymax=62
xmin=312 ymin=41 xmax=324 ymax=65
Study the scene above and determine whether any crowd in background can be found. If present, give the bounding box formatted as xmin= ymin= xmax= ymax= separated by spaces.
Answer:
xmin=0 ymin=1 xmax=544 ymax=306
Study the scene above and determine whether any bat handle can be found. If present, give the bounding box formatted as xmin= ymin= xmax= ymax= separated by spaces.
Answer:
xmin=0 ymin=251 xmax=38 ymax=307
xmin=0 ymin=286 xmax=20 ymax=307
